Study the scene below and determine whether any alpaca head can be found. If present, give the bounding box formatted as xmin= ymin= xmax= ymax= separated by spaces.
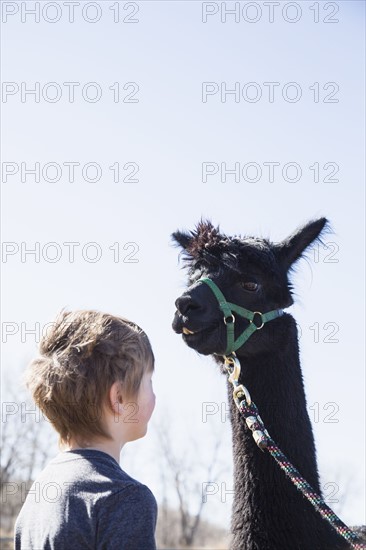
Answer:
xmin=172 ymin=218 xmax=328 ymax=357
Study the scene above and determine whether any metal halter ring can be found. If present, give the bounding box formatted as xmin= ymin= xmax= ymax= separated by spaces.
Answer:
xmin=224 ymin=313 xmax=235 ymax=325
xmin=224 ymin=353 xmax=237 ymax=365
xmin=250 ymin=311 xmax=264 ymax=330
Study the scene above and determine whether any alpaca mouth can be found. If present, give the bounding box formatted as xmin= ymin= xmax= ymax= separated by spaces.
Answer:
xmin=172 ymin=311 xmax=222 ymax=353
xmin=182 ymin=326 xmax=203 ymax=338
xmin=181 ymin=323 xmax=217 ymax=340
xmin=180 ymin=322 xmax=225 ymax=356
xmin=182 ymin=327 xmax=195 ymax=335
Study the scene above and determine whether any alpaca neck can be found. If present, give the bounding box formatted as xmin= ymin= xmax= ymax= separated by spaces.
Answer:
xmin=227 ymin=314 xmax=347 ymax=550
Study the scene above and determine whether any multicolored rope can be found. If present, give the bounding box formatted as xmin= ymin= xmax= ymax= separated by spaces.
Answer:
xmin=238 ymin=398 xmax=365 ymax=550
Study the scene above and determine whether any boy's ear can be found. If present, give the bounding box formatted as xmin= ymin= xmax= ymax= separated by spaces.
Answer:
xmin=109 ymin=381 xmax=123 ymax=413
xmin=275 ymin=218 xmax=329 ymax=271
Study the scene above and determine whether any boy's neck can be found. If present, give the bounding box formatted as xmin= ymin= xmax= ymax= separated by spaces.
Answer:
xmin=64 ymin=440 xmax=123 ymax=464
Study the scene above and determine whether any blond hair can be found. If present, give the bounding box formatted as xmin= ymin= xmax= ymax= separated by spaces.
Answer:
xmin=24 ymin=309 xmax=154 ymax=447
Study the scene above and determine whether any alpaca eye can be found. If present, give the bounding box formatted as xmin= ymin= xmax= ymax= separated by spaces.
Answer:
xmin=242 ymin=282 xmax=258 ymax=292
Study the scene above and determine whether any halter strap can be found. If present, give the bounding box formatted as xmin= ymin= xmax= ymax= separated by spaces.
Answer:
xmin=197 ymin=277 xmax=283 ymax=355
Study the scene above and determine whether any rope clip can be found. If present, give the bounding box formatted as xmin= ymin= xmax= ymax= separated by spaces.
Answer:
xmin=224 ymin=353 xmax=241 ymax=384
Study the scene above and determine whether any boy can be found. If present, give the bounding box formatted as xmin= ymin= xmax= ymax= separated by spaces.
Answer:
xmin=14 ymin=309 xmax=157 ymax=549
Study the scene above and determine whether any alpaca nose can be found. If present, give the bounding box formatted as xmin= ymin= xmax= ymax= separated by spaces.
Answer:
xmin=175 ymin=295 xmax=201 ymax=316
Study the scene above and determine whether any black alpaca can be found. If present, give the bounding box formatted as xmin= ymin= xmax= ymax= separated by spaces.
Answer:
xmin=172 ymin=219 xmax=360 ymax=550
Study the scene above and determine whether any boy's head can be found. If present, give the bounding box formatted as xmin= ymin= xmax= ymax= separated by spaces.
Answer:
xmin=25 ymin=309 xmax=155 ymax=448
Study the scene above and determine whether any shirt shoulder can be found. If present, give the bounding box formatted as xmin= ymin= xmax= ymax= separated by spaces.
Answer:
xmin=96 ymin=483 xmax=157 ymax=549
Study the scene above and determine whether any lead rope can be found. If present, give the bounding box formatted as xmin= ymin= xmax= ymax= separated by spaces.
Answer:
xmin=224 ymin=354 xmax=366 ymax=550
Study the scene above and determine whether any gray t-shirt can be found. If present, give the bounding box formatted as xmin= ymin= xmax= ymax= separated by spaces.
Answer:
xmin=14 ymin=449 xmax=157 ymax=549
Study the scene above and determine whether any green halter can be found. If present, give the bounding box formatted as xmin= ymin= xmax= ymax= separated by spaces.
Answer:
xmin=197 ymin=277 xmax=283 ymax=355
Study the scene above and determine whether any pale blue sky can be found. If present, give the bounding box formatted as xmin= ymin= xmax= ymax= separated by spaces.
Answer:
xmin=1 ymin=0 xmax=365 ymax=528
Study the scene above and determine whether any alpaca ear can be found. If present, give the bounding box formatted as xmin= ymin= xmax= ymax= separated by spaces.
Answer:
xmin=276 ymin=218 xmax=329 ymax=271
xmin=171 ymin=230 xmax=193 ymax=251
